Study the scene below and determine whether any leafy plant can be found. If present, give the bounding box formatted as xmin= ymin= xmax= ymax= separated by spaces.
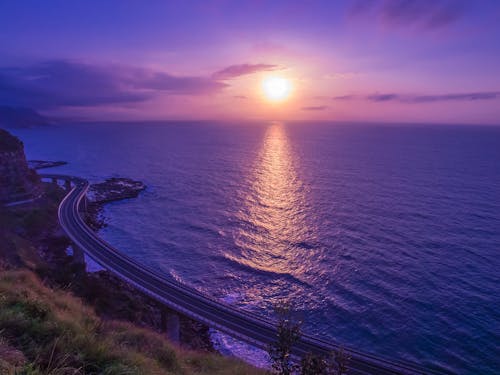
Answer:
xmin=300 ymin=349 xmax=350 ymax=375
xmin=267 ymin=301 xmax=302 ymax=375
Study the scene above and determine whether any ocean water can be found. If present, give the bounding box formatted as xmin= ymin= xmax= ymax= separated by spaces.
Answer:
xmin=10 ymin=121 xmax=500 ymax=374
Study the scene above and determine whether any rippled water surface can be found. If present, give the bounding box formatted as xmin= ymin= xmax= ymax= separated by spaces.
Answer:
xmin=12 ymin=122 xmax=500 ymax=374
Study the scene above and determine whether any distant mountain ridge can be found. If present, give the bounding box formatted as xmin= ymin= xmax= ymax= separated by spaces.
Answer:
xmin=0 ymin=106 xmax=50 ymax=128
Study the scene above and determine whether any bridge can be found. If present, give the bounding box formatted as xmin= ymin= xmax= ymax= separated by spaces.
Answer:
xmin=42 ymin=174 xmax=443 ymax=375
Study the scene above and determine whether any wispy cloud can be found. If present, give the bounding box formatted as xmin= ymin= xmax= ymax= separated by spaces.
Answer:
xmin=233 ymin=95 xmax=248 ymax=99
xmin=0 ymin=60 xmax=227 ymax=110
xmin=332 ymin=94 xmax=357 ymax=101
xmin=406 ymin=92 xmax=500 ymax=103
xmin=323 ymin=72 xmax=360 ymax=80
xmin=349 ymin=0 xmax=464 ymax=29
xmin=332 ymin=91 xmax=500 ymax=103
xmin=366 ymin=93 xmax=399 ymax=102
xmin=130 ymin=70 xmax=226 ymax=94
xmin=212 ymin=63 xmax=280 ymax=80
xmin=302 ymin=105 xmax=328 ymax=111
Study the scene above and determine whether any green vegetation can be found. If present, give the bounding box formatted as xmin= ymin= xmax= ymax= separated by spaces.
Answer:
xmin=0 ymin=269 xmax=264 ymax=375
xmin=0 ymin=184 xmax=64 ymax=270
xmin=267 ymin=303 xmax=301 ymax=375
xmin=267 ymin=302 xmax=348 ymax=375
xmin=299 ymin=350 xmax=349 ymax=375
xmin=0 ymin=181 xmax=263 ymax=374
xmin=0 ymin=155 xmax=342 ymax=375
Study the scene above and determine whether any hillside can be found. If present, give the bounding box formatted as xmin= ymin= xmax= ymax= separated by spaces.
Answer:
xmin=0 ymin=128 xmax=264 ymax=375
xmin=0 ymin=269 xmax=263 ymax=375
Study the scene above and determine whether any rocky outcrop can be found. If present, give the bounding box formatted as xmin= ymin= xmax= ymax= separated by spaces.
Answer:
xmin=28 ymin=160 xmax=68 ymax=170
xmin=89 ymin=177 xmax=146 ymax=204
xmin=0 ymin=128 xmax=41 ymax=203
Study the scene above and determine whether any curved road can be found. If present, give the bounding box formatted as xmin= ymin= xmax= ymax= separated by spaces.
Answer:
xmin=45 ymin=174 xmax=442 ymax=375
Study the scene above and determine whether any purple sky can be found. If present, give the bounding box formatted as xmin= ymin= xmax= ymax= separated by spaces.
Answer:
xmin=1 ymin=0 xmax=500 ymax=124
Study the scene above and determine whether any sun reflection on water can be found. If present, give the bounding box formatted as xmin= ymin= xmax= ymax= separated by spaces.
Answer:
xmin=228 ymin=122 xmax=319 ymax=303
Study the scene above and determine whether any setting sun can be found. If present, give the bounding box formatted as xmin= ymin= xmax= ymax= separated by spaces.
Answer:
xmin=262 ymin=76 xmax=292 ymax=101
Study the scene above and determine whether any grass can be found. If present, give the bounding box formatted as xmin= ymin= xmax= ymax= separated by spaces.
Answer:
xmin=0 ymin=269 xmax=264 ymax=375
xmin=0 ymin=183 xmax=62 ymax=266
xmin=0 ymin=182 xmax=264 ymax=374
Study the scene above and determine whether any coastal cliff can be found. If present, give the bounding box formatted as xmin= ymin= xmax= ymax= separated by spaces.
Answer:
xmin=0 ymin=128 xmax=263 ymax=374
xmin=0 ymin=128 xmax=40 ymax=203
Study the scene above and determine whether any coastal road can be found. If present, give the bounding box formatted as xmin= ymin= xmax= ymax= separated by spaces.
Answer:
xmin=45 ymin=174 xmax=443 ymax=375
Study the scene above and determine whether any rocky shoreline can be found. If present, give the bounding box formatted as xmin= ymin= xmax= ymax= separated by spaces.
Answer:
xmin=0 ymin=129 xmax=266 ymax=374
xmin=3 ymin=154 xmax=214 ymax=352
xmin=89 ymin=177 xmax=146 ymax=204
xmin=71 ymin=174 xmax=214 ymax=352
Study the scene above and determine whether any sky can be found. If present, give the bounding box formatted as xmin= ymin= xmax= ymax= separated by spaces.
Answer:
xmin=1 ymin=0 xmax=500 ymax=124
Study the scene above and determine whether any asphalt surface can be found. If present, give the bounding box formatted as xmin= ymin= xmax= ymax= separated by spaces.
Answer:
xmin=44 ymin=174 xmax=443 ymax=375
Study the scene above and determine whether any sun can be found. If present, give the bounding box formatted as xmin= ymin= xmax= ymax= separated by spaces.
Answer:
xmin=262 ymin=76 xmax=292 ymax=101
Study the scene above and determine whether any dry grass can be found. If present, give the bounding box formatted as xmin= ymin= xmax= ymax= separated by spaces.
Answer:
xmin=0 ymin=270 xmax=265 ymax=375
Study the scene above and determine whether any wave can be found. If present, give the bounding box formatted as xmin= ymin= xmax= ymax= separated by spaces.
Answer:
xmin=219 ymin=252 xmax=311 ymax=287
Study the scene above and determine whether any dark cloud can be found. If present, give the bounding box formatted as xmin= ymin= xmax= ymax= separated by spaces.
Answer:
xmin=332 ymin=91 xmax=500 ymax=103
xmin=349 ymin=0 xmax=464 ymax=29
xmin=333 ymin=94 xmax=358 ymax=101
xmin=366 ymin=93 xmax=399 ymax=102
xmin=0 ymin=60 xmax=226 ymax=110
xmin=131 ymin=70 xmax=225 ymax=94
xmin=302 ymin=105 xmax=328 ymax=111
xmin=408 ymin=92 xmax=500 ymax=103
xmin=212 ymin=63 xmax=280 ymax=80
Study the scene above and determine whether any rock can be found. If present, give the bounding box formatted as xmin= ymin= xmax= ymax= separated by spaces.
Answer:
xmin=28 ymin=160 xmax=68 ymax=170
xmin=0 ymin=128 xmax=41 ymax=203
xmin=89 ymin=177 xmax=146 ymax=204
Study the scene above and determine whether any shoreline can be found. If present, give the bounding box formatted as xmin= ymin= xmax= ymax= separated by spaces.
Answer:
xmin=30 ymin=162 xmax=266 ymax=363
xmin=61 ymin=169 xmax=216 ymax=352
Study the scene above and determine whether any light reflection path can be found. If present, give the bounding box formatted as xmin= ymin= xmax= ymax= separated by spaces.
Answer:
xmin=216 ymin=121 xmax=320 ymax=367
xmin=227 ymin=122 xmax=320 ymax=305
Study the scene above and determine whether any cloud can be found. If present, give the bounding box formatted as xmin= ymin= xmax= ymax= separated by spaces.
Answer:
xmin=333 ymin=95 xmax=357 ymax=101
xmin=332 ymin=91 xmax=500 ymax=103
xmin=324 ymin=72 xmax=360 ymax=80
xmin=233 ymin=95 xmax=248 ymax=99
xmin=131 ymin=70 xmax=225 ymax=94
xmin=0 ymin=60 xmax=226 ymax=110
xmin=408 ymin=92 xmax=500 ymax=103
xmin=349 ymin=0 xmax=464 ymax=29
xmin=212 ymin=63 xmax=280 ymax=80
xmin=366 ymin=93 xmax=399 ymax=102
xmin=302 ymin=105 xmax=328 ymax=111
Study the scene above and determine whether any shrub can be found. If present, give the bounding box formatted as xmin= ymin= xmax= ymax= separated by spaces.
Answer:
xmin=0 ymin=269 xmax=265 ymax=375
xmin=267 ymin=302 xmax=302 ymax=375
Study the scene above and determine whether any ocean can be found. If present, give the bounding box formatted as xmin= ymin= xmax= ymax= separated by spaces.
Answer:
xmin=10 ymin=121 xmax=500 ymax=374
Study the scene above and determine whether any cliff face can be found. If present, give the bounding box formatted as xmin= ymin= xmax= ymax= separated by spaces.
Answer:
xmin=0 ymin=128 xmax=40 ymax=203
